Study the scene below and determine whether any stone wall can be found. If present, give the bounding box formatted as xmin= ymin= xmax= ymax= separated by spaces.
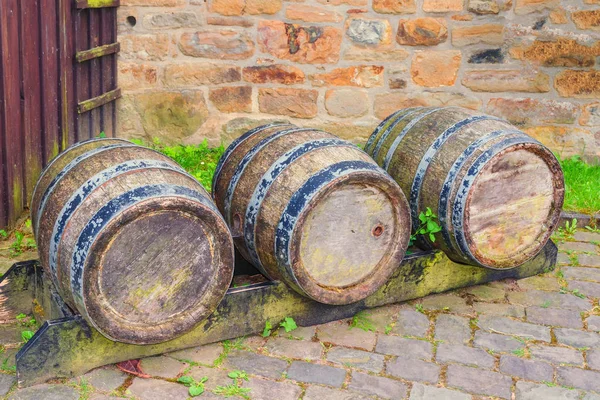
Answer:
xmin=117 ymin=0 xmax=600 ymax=161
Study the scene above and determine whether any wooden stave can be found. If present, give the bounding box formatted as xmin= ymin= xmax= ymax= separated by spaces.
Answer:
xmin=214 ymin=124 xmax=411 ymax=305
xmin=35 ymin=146 xmax=190 ymax=282
xmin=31 ymin=138 xmax=131 ymax=234
xmin=367 ymin=107 xmax=564 ymax=269
xmin=33 ymin=142 xmax=234 ymax=344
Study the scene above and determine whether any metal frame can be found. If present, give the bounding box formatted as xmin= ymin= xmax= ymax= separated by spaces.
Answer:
xmin=7 ymin=242 xmax=557 ymax=387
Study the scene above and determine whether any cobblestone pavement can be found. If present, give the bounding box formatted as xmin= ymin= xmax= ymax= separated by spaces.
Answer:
xmin=1 ymin=229 xmax=600 ymax=399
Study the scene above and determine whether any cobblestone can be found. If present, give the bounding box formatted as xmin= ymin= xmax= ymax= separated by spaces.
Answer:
xmin=386 ymin=356 xmax=440 ymax=383
xmin=564 ymin=267 xmax=600 ymax=282
xmin=477 ymin=315 xmax=551 ymax=342
xmin=287 ymin=361 xmax=346 ymax=387
xmin=327 ymin=346 xmax=385 ymax=372
xmin=167 ymin=343 xmax=223 ymax=365
xmin=375 ymin=335 xmax=432 ymax=360
xmin=0 ymin=373 xmax=15 ymax=397
xmin=569 ymin=280 xmax=600 ymax=298
xmin=419 ymin=293 xmax=474 ymax=314
xmin=586 ymin=349 xmax=600 ymax=370
xmin=499 ymin=355 xmax=553 ymax=382
xmin=529 ymin=344 xmax=584 ymax=365
xmin=434 ymin=314 xmax=472 ymax=344
xmin=393 ymin=309 xmax=430 ymax=337
xmin=224 ymin=350 xmax=288 ymax=379
xmin=126 ymin=378 xmax=189 ymax=400
xmin=446 ymin=364 xmax=512 ymax=399
xmin=558 ymin=366 xmax=600 ymax=392
xmin=303 ymin=385 xmax=370 ymax=400
xmin=466 ymin=284 xmax=506 ymax=301
xmin=139 ymin=355 xmax=187 ymax=378
xmin=579 ymin=254 xmax=600 ymax=268
xmin=348 ymin=371 xmax=407 ymax=399
xmin=79 ymin=367 xmax=127 ymax=392
xmin=515 ymin=381 xmax=580 ymax=400
xmin=509 ymin=289 xmax=591 ymax=310
xmin=473 ymin=331 xmax=524 ymax=353
xmin=8 ymin=384 xmax=78 ymax=400
xmin=555 ymin=328 xmax=600 ymax=348
xmin=318 ymin=321 xmax=377 ymax=350
xmin=265 ymin=336 xmax=322 ymax=360
xmin=436 ymin=343 xmax=495 ymax=368
xmin=409 ymin=383 xmax=471 ymax=400
xmin=242 ymin=377 xmax=302 ymax=400
xmin=473 ymin=302 xmax=525 ymax=318
xmin=526 ymin=306 xmax=583 ymax=328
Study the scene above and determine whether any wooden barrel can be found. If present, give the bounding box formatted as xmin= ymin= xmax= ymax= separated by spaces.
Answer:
xmin=213 ymin=123 xmax=411 ymax=305
xmin=366 ymin=107 xmax=564 ymax=269
xmin=31 ymin=138 xmax=234 ymax=344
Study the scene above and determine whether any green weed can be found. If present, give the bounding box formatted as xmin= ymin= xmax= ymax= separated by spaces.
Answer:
xmin=512 ymin=348 xmax=525 ymax=357
xmin=350 ymin=311 xmax=375 ymax=332
xmin=559 ymin=155 xmax=600 ymax=215
xmin=214 ymin=384 xmax=251 ymax=399
xmin=132 ymin=138 xmax=225 ymax=192
xmin=262 ymin=321 xmax=273 ymax=338
xmin=415 ymin=304 xmax=425 ymax=314
xmin=279 ymin=317 xmax=297 ymax=333
xmin=177 ymin=375 xmax=208 ymax=397
xmin=410 ymin=207 xmax=442 ymax=246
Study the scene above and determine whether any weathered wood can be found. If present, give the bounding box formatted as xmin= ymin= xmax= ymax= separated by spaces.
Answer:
xmin=76 ymin=0 xmax=120 ymax=9
xmin=213 ymin=124 xmax=411 ymax=305
xmin=366 ymin=107 xmax=564 ymax=269
xmin=14 ymin=240 xmax=557 ymax=387
xmin=76 ymin=42 xmax=119 ymax=63
xmin=31 ymin=139 xmax=235 ymax=344
xmin=78 ymin=88 xmax=121 ymax=114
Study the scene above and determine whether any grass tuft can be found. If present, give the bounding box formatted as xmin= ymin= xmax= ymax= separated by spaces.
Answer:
xmin=559 ymin=155 xmax=600 ymax=216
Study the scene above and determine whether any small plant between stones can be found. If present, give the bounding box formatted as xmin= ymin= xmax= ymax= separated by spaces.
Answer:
xmin=262 ymin=317 xmax=298 ymax=337
xmin=177 ymin=375 xmax=208 ymax=397
xmin=349 ymin=311 xmax=375 ymax=332
xmin=410 ymin=207 xmax=442 ymax=246
xmin=215 ymin=369 xmax=251 ymax=399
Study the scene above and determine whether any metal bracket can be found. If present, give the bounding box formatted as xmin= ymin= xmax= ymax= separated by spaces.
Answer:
xmin=12 ymin=242 xmax=557 ymax=387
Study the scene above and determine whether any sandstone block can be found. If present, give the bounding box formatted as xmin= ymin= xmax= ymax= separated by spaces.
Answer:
xmin=372 ymin=0 xmax=416 ymax=14
xmin=209 ymin=86 xmax=252 ymax=113
xmin=210 ymin=0 xmax=282 ymax=16
xmin=325 ymin=89 xmax=369 ymax=118
xmin=242 ymin=64 xmax=304 ymax=84
xmin=311 ymin=65 xmax=384 ymax=87
xmin=164 ymin=63 xmax=241 ymax=87
xmin=179 ymin=31 xmax=254 ymax=60
xmin=515 ymin=0 xmax=559 ymax=14
xmin=510 ymin=39 xmax=600 ymax=67
xmin=120 ymin=34 xmax=170 ymax=61
xmin=346 ymin=18 xmax=393 ymax=47
xmin=257 ymin=20 xmax=342 ymax=64
xmin=396 ymin=18 xmax=448 ymax=46
xmin=411 ymin=50 xmax=461 ymax=87
xmin=572 ymin=10 xmax=600 ymax=31
xmin=258 ymin=88 xmax=318 ymax=118
xmin=423 ymin=0 xmax=464 ymax=12
xmin=286 ymin=4 xmax=343 ymax=22
xmin=555 ymin=70 xmax=600 ymax=98
xmin=118 ymin=62 xmax=158 ymax=90
xmin=462 ymin=70 xmax=550 ymax=92
xmin=486 ymin=98 xmax=577 ymax=125
xmin=452 ymin=24 xmax=504 ymax=47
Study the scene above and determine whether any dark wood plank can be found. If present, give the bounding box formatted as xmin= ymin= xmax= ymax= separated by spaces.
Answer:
xmin=0 ymin=0 xmax=25 ymax=224
xmin=75 ymin=8 xmax=91 ymax=141
xmin=0 ymin=3 xmax=8 ymax=228
xmin=78 ymin=88 xmax=121 ymax=114
xmin=76 ymin=42 xmax=119 ymax=63
xmin=39 ymin=0 xmax=61 ymax=164
xmin=89 ymin=8 xmax=102 ymax=139
xmin=100 ymin=8 xmax=116 ymax=137
xmin=20 ymin=0 xmax=44 ymax=203
xmin=60 ymin=0 xmax=77 ymax=147
xmin=76 ymin=0 xmax=120 ymax=9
